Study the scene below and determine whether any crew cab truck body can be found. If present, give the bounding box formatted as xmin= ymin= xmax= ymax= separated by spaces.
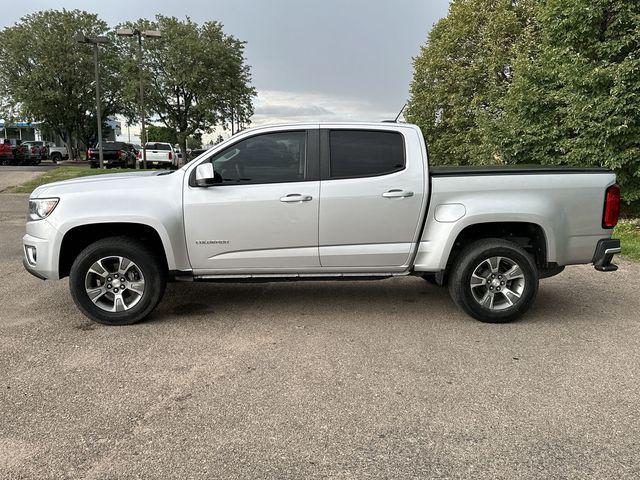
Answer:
xmin=23 ymin=123 xmax=621 ymax=325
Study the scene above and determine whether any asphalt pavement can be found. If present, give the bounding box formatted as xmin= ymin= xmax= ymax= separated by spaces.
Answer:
xmin=1 ymin=193 xmax=639 ymax=479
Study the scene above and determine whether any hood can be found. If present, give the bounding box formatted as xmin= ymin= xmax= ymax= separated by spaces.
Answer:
xmin=31 ymin=170 xmax=172 ymax=198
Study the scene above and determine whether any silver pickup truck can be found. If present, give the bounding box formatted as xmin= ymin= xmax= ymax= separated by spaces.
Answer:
xmin=23 ymin=123 xmax=621 ymax=325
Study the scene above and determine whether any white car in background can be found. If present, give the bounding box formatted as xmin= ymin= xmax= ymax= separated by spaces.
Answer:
xmin=139 ymin=142 xmax=176 ymax=168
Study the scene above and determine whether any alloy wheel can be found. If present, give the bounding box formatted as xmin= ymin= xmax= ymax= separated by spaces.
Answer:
xmin=469 ymin=256 xmax=525 ymax=310
xmin=84 ymin=256 xmax=145 ymax=312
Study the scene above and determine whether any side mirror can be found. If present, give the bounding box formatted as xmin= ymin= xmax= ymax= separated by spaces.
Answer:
xmin=195 ymin=163 xmax=220 ymax=187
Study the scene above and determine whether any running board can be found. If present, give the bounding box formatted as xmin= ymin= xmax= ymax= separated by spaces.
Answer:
xmin=187 ymin=272 xmax=410 ymax=282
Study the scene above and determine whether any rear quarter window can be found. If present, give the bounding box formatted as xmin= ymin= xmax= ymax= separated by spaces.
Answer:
xmin=329 ymin=130 xmax=405 ymax=179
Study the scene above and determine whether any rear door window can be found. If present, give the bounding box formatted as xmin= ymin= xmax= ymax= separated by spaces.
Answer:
xmin=329 ymin=130 xmax=405 ymax=179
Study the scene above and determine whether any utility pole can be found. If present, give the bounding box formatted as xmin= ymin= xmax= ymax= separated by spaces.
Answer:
xmin=116 ymin=28 xmax=161 ymax=169
xmin=75 ymin=33 xmax=109 ymax=169
xmin=93 ymin=44 xmax=104 ymax=168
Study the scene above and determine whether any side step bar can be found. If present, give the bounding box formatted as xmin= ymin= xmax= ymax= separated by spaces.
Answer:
xmin=176 ymin=272 xmax=411 ymax=283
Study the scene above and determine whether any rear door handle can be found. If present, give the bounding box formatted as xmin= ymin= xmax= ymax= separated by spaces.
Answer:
xmin=280 ymin=193 xmax=313 ymax=203
xmin=382 ymin=189 xmax=414 ymax=198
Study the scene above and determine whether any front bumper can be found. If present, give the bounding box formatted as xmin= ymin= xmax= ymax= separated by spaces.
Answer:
xmin=592 ymin=238 xmax=621 ymax=272
xmin=22 ymin=219 xmax=61 ymax=280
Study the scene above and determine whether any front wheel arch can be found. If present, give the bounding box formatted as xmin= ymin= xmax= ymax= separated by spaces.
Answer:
xmin=59 ymin=223 xmax=169 ymax=279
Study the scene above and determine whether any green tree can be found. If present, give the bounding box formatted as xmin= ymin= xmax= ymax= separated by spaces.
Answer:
xmin=499 ymin=0 xmax=640 ymax=203
xmin=146 ymin=125 xmax=178 ymax=144
xmin=0 ymin=10 xmax=124 ymax=158
xmin=115 ymin=15 xmax=255 ymax=165
xmin=406 ymin=0 xmax=533 ymax=165
xmin=186 ymin=133 xmax=202 ymax=150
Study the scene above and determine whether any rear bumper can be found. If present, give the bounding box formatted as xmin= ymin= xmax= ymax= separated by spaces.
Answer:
xmin=592 ymin=238 xmax=621 ymax=272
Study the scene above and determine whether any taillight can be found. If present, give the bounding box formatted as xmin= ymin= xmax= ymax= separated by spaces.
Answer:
xmin=168 ymin=152 xmax=173 ymax=160
xmin=602 ymin=184 xmax=620 ymax=228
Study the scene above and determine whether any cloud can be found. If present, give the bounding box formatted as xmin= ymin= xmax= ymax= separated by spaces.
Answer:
xmin=250 ymin=89 xmax=396 ymax=126
xmin=254 ymin=104 xmax=334 ymax=117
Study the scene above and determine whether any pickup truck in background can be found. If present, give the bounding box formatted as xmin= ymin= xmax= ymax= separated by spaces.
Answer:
xmin=87 ymin=141 xmax=137 ymax=169
xmin=0 ymin=139 xmax=15 ymax=165
xmin=1 ymin=139 xmax=26 ymax=165
xmin=140 ymin=142 xmax=176 ymax=168
xmin=22 ymin=141 xmax=47 ymax=164
xmin=47 ymin=143 xmax=69 ymax=163
xmin=22 ymin=123 xmax=621 ymax=326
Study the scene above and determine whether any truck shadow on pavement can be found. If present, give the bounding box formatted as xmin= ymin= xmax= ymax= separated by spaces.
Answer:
xmin=139 ymin=275 xmax=620 ymax=327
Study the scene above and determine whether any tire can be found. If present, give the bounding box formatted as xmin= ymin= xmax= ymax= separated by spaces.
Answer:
xmin=69 ymin=236 xmax=166 ymax=325
xmin=51 ymin=153 xmax=61 ymax=163
xmin=448 ymin=238 xmax=538 ymax=323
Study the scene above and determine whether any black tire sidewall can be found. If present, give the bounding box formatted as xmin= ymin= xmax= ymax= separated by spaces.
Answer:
xmin=450 ymin=240 xmax=539 ymax=323
xmin=69 ymin=238 xmax=165 ymax=325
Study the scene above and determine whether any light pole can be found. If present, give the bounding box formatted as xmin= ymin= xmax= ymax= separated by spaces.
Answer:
xmin=116 ymin=28 xmax=161 ymax=169
xmin=75 ymin=33 xmax=109 ymax=169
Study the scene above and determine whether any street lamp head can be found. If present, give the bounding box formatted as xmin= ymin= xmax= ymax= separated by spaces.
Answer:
xmin=74 ymin=32 xmax=88 ymax=43
xmin=75 ymin=32 xmax=109 ymax=45
xmin=116 ymin=28 xmax=135 ymax=37
xmin=88 ymin=36 xmax=109 ymax=44
xmin=142 ymin=30 xmax=162 ymax=38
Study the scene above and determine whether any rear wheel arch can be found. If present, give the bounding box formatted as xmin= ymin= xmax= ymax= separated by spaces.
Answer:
xmin=59 ymin=222 xmax=169 ymax=279
xmin=444 ymin=221 xmax=550 ymax=275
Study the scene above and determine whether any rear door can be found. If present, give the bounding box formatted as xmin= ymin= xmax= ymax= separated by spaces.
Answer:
xmin=318 ymin=126 xmax=426 ymax=268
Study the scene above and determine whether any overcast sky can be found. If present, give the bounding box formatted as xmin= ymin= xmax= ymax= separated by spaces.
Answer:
xmin=3 ymin=0 xmax=450 ymax=128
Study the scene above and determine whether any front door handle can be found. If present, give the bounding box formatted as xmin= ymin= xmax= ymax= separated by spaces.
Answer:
xmin=382 ymin=189 xmax=414 ymax=198
xmin=280 ymin=193 xmax=313 ymax=203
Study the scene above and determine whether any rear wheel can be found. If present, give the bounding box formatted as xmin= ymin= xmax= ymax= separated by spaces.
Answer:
xmin=51 ymin=153 xmax=61 ymax=163
xmin=69 ymin=237 xmax=166 ymax=325
xmin=448 ymin=239 xmax=538 ymax=323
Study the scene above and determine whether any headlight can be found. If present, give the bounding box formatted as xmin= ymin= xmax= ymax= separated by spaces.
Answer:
xmin=28 ymin=198 xmax=59 ymax=221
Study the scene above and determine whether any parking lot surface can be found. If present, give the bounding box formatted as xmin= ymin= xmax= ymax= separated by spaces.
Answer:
xmin=1 ymin=193 xmax=639 ymax=479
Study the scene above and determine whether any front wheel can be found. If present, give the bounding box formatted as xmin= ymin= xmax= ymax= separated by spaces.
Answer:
xmin=69 ymin=237 xmax=166 ymax=325
xmin=448 ymin=239 xmax=539 ymax=323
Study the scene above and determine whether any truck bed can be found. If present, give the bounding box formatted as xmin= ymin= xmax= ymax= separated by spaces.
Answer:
xmin=430 ymin=165 xmax=610 ymax=177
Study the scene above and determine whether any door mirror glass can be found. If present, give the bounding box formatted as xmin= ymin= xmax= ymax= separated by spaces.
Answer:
xmin=195 ymin=163 xmax=219 ymax=187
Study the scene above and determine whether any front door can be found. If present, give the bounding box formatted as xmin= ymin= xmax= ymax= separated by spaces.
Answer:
xmin=184 ymin=129 xmax=320 ymax=273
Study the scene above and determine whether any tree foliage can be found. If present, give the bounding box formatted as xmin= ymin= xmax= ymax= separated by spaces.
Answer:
xmin=146 ymin=124 xmax=202 ymax=149
xmin=114 ymin=15 xmax=255 ymax=163
xmin=0 ymin=10 xmax=124 ymax=157
xmin=499 ymin=0 xmax=640 ymax=202
xmin=407 ymin=0 xmax=531 ymax=165
xmin=408 ymin=0 xmax=640 ymax=203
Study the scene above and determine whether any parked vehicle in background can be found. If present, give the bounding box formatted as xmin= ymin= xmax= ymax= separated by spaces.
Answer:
xmin=22 ymin=141 xmax=47 ymax=163
xmin=140 ymin=142 xmax=176 ymax=168
xmin=188 ymin=148 xmax=208 ymax=163
xmin=87 ymin=142 xmax=137 ymax=169
xmin=22 ymin=122 xmax=621 ymax=326
xmin=130 ymin=144 xmax=142 ymax=157
xmin=2 ymin=139 xmax=26 ymax=165
xmin=47 ymin=143 xmax=69 ymax=163
xmin=0 ymin=139 xmax=13 ymax=165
